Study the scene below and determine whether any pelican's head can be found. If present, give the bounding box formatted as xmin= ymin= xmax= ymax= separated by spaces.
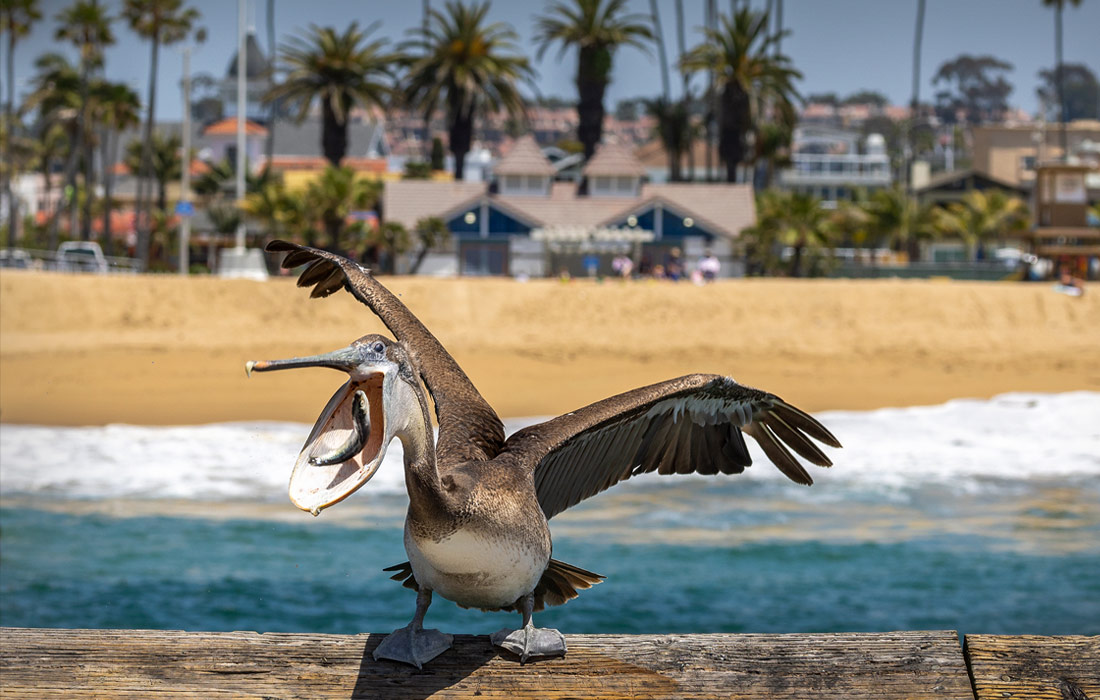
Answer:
xmin=247 ymin=334 xmax=421 ymax=516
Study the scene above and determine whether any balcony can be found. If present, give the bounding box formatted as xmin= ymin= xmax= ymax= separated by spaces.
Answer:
xmin=779 ymin=153 xmax=892 ymax=187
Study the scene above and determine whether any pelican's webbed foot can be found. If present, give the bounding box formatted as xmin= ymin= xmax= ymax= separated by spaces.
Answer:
xmin=490 ymin=593 xmax=566 ymax=662
xmin=309 ymin=390 xmax=370 ymax=466
xmin=491 ymin=623 xmax=566 ymax=662
xmin=373 ymin=624 xmax=454 ymax=669
xmin=373 ymin=588 xmax=453 ymax=669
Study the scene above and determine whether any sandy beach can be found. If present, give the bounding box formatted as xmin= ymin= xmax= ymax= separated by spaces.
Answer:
xmin=1 ymin=270 xmax=1097 ymax=426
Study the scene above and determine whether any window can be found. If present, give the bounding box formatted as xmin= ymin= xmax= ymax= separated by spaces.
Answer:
xmin=615 ymin=176 xmax=635 ymax=193
xmin=503 ymin=175 xmax=522 ymax=191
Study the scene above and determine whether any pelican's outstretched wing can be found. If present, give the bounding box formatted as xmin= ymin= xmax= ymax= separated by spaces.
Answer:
xmin=266 ymin=240 xmax=505 ymax=462
xmin=502 ymin=374 xmax=840 ymax=520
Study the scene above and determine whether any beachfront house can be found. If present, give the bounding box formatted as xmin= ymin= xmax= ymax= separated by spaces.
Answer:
xmin=383 ymin=136 xmax=756 ymax=277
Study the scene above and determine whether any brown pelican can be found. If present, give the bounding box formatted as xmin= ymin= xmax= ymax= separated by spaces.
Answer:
xmin=247 ymin=241 xmax=841 ymax=668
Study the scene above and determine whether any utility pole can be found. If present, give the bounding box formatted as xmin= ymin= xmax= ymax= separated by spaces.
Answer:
xmin=235 ymin=0 xmax=247 ymax=251
xmin=179 ymin=46 xmax=192 ymax=274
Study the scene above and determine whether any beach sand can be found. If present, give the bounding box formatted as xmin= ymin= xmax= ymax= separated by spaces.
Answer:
xmin=1 ymin=270 xmax=1097 ymax=426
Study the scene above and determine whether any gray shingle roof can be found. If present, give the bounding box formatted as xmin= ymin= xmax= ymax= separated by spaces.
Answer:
xmin=383 ymin=180 xmax=756 ymax=239
xmin=582 ymin=142 xmax=648 ymax=177
xmin=493 ymin=135 xmax=557 ymax=176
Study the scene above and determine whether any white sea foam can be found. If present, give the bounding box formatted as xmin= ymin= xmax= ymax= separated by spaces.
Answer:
xmin=1 ymin=393 xmax=1097 ymax=503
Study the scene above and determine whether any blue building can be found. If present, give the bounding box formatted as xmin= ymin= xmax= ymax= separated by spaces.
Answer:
xmin=384 ymin=137 xmax=757 ymax=277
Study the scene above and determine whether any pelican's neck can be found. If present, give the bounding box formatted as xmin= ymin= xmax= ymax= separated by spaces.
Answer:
xmin=394 ymin=376 xmax=443 ymax=511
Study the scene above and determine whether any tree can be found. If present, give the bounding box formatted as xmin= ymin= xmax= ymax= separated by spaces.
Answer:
xmin=932 ymin=54 xmax=1014 ymax=124
xmin=264 ymin=22 xmax=397 ymax=167
xmin=842 ymin=89 xmax=889 ymax=107
xmin=55 ymin=0 xmax=116 ymax=241
xmin=1041 ymin=0 xmax=1084 ymax=155
xmin=403 ymin=161 xmax=432 ymax=179
xmin=805 ymin=92 xmax=838 ymax=106
xmin=863 ymin=186 xmax=939 ymax=262
xmin=90 ymin=79 xmax=140 ymax=255
xmin=934 ymin=190 xmax=1029 ymax=260
xmin=645 ymin=96 xmax=691 ymax=182
xmin=403 ymin=1 xmax=533 ymax=180
xmin=742 ymin=189 xmax=834 ymax=277
xmin=534 ymin=0 xmax=653 ymax=160
xmin=22 ymin=52 xmax=82 ymax=249
xmin=682 ymin=7 xmax=801 ymax=183
xmin=243 ymin=178 xmax=309 ymax=244
xmin=122 ymin=0 xmax=200 ymax=266
xmin=1037 ymin=63 xmax=1099 ymax=121
xmin=409 ymin=216 xmax=450 ymax=274
xmin=367 ymin=221 xmax=411 ymax=274
xmin=302 ymin=165 xmax=381 ymax=250
xmin=430 ymin=137 xmax=446 ymax=171
xmin=124 ymin=131 xmax=181 ymax=214
xmin=2 ymin=0 xmax=42 ymax=247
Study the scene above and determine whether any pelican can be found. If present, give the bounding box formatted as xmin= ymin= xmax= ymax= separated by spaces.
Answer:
xmin=247 ymin=241 xmax=841 ymax=668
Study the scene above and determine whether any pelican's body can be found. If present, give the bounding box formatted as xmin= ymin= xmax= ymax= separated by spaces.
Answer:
xmin=248 ymin=241 xmax=842 ymax=668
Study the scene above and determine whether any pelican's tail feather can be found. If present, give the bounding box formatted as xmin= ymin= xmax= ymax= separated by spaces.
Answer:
xmin=382 ymin=559 xmax=605 ymax=613
xmin=527 ymin=559 xmax=605 ymax=613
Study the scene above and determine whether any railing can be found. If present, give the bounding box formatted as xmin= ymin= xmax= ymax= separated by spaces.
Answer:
xmin=779 ymin=153 xmax=892 ymax=185
xmin=0 ymin=248 xmax=144 ymax=274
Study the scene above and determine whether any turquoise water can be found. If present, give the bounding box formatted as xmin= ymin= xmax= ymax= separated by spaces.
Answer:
xmin=2 ymin=393 xmax=1099 ymax=636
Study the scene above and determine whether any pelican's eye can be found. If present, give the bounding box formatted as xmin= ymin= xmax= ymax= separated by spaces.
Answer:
xmin=372 ymin=342 xmax=385 ymax=354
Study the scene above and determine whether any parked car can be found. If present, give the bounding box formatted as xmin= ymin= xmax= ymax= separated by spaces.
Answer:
xmin=57 ymin=241 xmax=109 ymax=273
xmin=0 ymin=248 xmax=33 ymax=269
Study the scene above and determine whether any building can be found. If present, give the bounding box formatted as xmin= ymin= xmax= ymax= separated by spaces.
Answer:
xmin=1027 ymin=162 xmax=1100 ymax=278
xmin=776 ymin=125 xmax=892 ymax=206
xmin=971 ymin=120 xmax=1100 ymax=188
xmin=383 ymin=136 xmax=756 ymax=277
xmin=220 ymin=32 xmax=272 ymax=123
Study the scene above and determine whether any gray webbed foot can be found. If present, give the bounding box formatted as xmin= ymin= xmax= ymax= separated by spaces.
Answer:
xmin=373 ymin=625 xmax=454 ymax=669
xmin=309 ymin=390 xmax=369 ymax=466
xmin=491 ymin=623 xmax=566 ymax=663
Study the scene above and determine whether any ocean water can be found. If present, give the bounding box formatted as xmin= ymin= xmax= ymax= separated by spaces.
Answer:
xmin=2 ymin=392 xmax=1098 ymax=637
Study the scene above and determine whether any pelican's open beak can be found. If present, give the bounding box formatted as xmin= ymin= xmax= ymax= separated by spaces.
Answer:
xmin=248 ymin=346 xmax=395 ymax=516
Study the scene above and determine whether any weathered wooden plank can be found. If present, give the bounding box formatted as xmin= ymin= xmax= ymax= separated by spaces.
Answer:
xmin=965 ymin=634 xmax=1099 ymax=700
xmin=0 ymin=627 xmax=971 ymax=699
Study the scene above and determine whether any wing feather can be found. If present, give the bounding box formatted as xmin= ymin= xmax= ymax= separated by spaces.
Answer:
xmin=267 ymin=240 xmax=505 ymax=463
xmin=507 ymin=374 xmax=840 ymax=519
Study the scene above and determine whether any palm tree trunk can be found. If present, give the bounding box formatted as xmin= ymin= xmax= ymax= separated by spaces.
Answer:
xmin=264 ymin=0 xmax=276 ymax=167
xmin=49 ymin=124 xmax=82 ymax=247
xmin=674 ymin=0 xmax=694 ymax=182
xmin=718 ymin=82 xmax=749 ymax=183
xmin=321 ymin=99 xmax=347 ymax=167
xmin=4 ymin=30 xmax=18 ymax=248
xmin=1055 ymin=2 xmax=1067 ymax=157
xmin=448 ymin=98 xmax=473 ymax=180
xmin=101 ymin=129 xmax=116 ymax=256
xmin=410 ymin=244 xmax=430 ymax=275
xmin=576 ymin=45 xmax=610 ymax=160
xmin=136 ymin=34 xmax=160 ymax=265
xmin=649 ymin=0 xmax=670 ymax=101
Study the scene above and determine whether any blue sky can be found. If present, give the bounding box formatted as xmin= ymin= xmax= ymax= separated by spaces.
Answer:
xmin=8 ymin=0 xmax=1100 ymax=121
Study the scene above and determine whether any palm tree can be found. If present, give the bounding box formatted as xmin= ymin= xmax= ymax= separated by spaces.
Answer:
xmin=2 ymin=0 xmax=42 ymax=247
xmin=682 ymin=7 xmax=800 ymax=183
xmin=124 ymin=131 xmax=181 ymax=215
xmin=934 ymin=190 xmax=1029 ymax=260
xmin=403 ymin=1 xmax=533 ymax=180
xmin=122 ymin=0 xmax=200 ymax=266
xmin=534 ymin=0 xmax=652 ymax=160
xmin=264 ymin=22 xmax=397 ymax=167
xmin=743 ymin=189 xmax=833 ymax=277
xmin=1041 ymin=0 xmax=1083 ymax=158
xmin=90 ymin=80 xmax=140 ymax=255
xmin=645 ymin=96 xmax=691 ymax=182
xmin=302 ymin=165 xmax=381 ymax=250
xmin=23 ymin=52 xmax=82 ymax=249
xmin=368 ymin=221 xmax=412 ymax=274
xmin=409 ymin=215 xmax=449 ymax=274
xmin=55 ymin=0 xmax=116 ymax=241
xmin=863 ymin=186 xmax=939 ymax=262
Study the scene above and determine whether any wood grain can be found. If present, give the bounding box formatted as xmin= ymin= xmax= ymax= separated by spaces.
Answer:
xmin=966 ymin=635 xmax=1099 ymax=700
xmin=0 ymin=627 xmax=976 ymax=699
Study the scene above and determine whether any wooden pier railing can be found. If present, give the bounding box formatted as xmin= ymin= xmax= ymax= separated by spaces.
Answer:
xmin=1 ymin=627 xmax=1096 ymax=699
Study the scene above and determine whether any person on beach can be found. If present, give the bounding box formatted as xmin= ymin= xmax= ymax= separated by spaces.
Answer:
xmin=698 ymin=250 xmax=720 ymax=282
